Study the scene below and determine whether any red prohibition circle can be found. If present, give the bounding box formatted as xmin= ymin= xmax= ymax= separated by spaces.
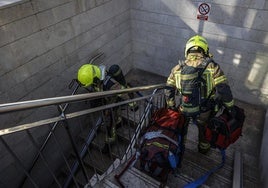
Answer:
xmin=198 ymin=3 xmax=210 ymax=15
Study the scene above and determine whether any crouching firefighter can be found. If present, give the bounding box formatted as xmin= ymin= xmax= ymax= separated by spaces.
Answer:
xmin=77 ymin=64 xmax=138 ymax=153
xmin=165 ymin=35 xmax=235 ymax=154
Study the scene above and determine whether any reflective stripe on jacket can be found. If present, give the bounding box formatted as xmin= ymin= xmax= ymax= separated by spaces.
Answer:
xmin=165 ymin=54 xmax=234 ymax=109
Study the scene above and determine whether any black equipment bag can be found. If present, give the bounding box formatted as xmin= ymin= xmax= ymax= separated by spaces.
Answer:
xmin=179 ymin=58 xmax=213 ymax=117
xmin=205 ymin=105 xmax=245 ymax=149
xmin=180 ymin=65 xmax=204 ymax=117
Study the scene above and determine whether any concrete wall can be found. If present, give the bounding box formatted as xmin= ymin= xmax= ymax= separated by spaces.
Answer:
xmin=0 ymin=0 xmax=131 ymax=105
xmin=0 ymin=0 xmax=131 ymax=187
xmin=130 ymin=0 xmax=268 ymax=106
xmin=0 ymin=0 xmax=132 ymax=127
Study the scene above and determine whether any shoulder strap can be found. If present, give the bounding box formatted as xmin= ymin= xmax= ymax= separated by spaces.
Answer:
xmin=198 ymin=57 xmax=214 ymax=77
xmin=103 ymin=75 xmax=121 ymax=91
xmin=199 ymin=58 xmax=215 ymax=102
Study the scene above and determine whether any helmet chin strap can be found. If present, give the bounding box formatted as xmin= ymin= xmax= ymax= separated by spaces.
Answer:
xmin=99 ymin=65 xmax=106 ymax=81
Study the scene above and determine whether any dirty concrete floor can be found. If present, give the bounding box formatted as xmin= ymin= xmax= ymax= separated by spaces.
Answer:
xmin=126 ymin=68 xmax=167 ymax=87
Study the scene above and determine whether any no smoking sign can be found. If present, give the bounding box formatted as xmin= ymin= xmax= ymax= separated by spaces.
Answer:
xmin=197 ymin=2 xmax=211 ymax=20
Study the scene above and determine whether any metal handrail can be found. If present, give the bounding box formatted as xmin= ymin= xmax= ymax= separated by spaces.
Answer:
xmin=87 ymin=89 xmax=166 ymax=187
xmin=0 ymin=83 xmax=166 ymax=188
xmin=0 ymin=84 xmax=166 ymax=114
xmin=0 ymin=93 xmax=160 ymax=136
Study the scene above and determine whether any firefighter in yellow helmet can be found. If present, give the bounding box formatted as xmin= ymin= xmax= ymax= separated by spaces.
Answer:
xmin=165 ymin=35 xmax=235 ymax=154
xmin=77 ymin=64 xmax=105 ymax=93
xmin=77 ymin=64 xmax=137 ymax=153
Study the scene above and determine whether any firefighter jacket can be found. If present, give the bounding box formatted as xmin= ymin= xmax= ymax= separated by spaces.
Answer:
xmin=103 ymin=75 xmax=128 ymax=104
xmin=92 ymin=74 xmax=136 ymax=108
xmin=165 ymin=53 xmax=234 ymax=112
xmin=90 ymin=75 xmax=126 ymax=103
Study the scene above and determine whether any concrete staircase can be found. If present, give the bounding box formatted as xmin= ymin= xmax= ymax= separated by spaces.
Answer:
xmin=90 ymin=104 xmax=263 ymax=188
xmin=91 ymin=69 xmax=264 ymax=188
xmin=51 ymin=69 xmax=264 ymax=188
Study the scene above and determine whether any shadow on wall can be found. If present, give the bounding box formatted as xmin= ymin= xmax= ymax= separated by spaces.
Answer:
xmin=132 ymin=0 xmax=267 ymax=106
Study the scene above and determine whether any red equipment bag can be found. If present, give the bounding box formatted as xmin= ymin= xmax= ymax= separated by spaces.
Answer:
xmin=139 ymin=108 xmax=186 ymax=182
xmin=205 ymin=105 xmax=245 ymax=149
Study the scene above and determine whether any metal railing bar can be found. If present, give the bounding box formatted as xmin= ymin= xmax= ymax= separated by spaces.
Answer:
xmin=25 ymin=130 xmax=62 ymax=187
xmin=0 ymin=84 xmax=166 ymax=188
xmin=122 ymin=89 xmax=158 ymax=161
xmin=89 ymin=92 xmax=162 ymax=188
xmin=19 ymin=83 xmax=81 ymax=187
xmin=92 ymin=110 xmax=106 ymax=183
xmin=0 ymin=93 xmax=160 ymax=136
xmin=87 ymin=91 xmax=165 ymax=187
xmin=0 ymin=116 xmax=62 ymax=136
xmin=123 ymin=89 xmax=165 ymax=161
xmin=120 ymin=101 xmax=135 ymax=164
xmin=50 ymin=129 xmax=81 ymax=188
xmin=125 ymin=105 xmax=132 ymax=154
xmin=63 ymin=94 xmax=156 ymax=121
xmin=0 ymin=84 xmax=166 ymax=114
xmin=63 ymin=116 xmax=103 ymax=188
xmin=0 ymin=137 xmax=39 ymax=188
xmin=60 ymin=109 xmax=90 ymax=184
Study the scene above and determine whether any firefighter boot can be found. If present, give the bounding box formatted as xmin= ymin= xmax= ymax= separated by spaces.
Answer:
xmin=129 ymin=102 xmax=139 ymax=112
xmin=106 ymin=126 xmax=117 ymax=143
xmin=102 ymin=127 xmax=117 ymax=154
xmin=198 ymin=141 xmax=210 ymax=154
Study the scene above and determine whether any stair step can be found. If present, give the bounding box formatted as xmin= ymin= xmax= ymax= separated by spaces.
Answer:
xmin=83 ymin=149 xmax=114 ymax=174
xmin=87 ymin=128 xmax=130 ymax=156
xmin=116 ymin=124 xmax=136 ymax=143
xmin=120 ymin=167 xmax=165 ymax=187
xmin=94 ymin=179 xmax=121 ymax=188
xmin=167 ymin=172 xmax=210 ymax=188
xmin=183 ymin=148 xmax=233 ymax=178
xmin=178 ymin=159 xmax=232 ymax=187
xmin=185 ymin=139 xmax=234 ymax=166
xmin=121 ymin=107 xmax=146 ymax=125
xmin=72 ymin=167 xmax=95 ymax=187
xmin=109 ymin=139 xmax=130 ymax=159
xmin=97 ymin=165 xmax=165 ymax=188
xmin=89 ymin=130 xmax=106 ymax=148
xmin=125 ymin=69 xmax=167 ymax=93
